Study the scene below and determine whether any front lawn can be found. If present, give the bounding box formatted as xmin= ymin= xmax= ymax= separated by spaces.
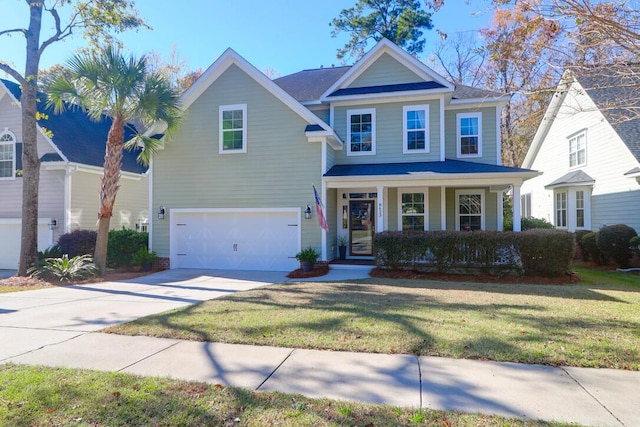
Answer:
xmin=106 ymin=266 xmax=640 ymax=370
xmin=0 ymin=364 xmax=561 ymax=426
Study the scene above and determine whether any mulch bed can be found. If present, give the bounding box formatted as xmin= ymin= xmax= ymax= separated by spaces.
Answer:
xmin=370 ymin=268 xmax=579 ymax=285
xmin=0 ymin=269 xmax=164 ymax=289
xmin=287 ymin=264 xmax=330 ymax=279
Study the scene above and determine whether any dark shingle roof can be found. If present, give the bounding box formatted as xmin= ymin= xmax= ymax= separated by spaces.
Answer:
xmin=328 ymin=81 xmax=446 ymax=97
xmin=453 ymin=84 xmax=504 ymax=100
xmin=273 ymin=66 xmax=350 ymax=102
xmin=574 ymin=65 xmax=640 ymax=162
xmin=1 ymin=79 xmax=146 ymax=174
xmin=305 ymin=124 xmax=324 ymax=132
xmin=324 ymin=159 xmax=536 ymax=177
xmin=544 ymin=170 xmax=595 ymax=189
xmin=624 ymin=166 xmax=640 ymax=176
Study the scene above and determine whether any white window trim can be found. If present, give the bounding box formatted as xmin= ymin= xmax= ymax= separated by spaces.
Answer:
xmin=568 ymin=129 xmax=587 ymax=169
xmin=403 ymin=105 xmax=430 ymax=154
xmin=347 ymin=108 xmax=376 ymax=156
xmin=0 ymin=128 xmax=17 ymax=180
xmin=555 ymin=190 xmax=568 ymax=229
xmin=455 ymin=189 xmax=485 ymax=231
xmin=397 ymin=187 xmax=429 ymax=231
xmin=456 ymin=112 xmax=482 ymax=158
xmin=219 ymin=104 xmax=247 ymax=154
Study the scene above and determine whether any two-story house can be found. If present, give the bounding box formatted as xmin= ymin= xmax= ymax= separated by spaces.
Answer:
xmin=0 ymin=79 xmax=149 ymax=269
xmin=149 ymin=39 xmax=539 ymax=271
xmin=520 ymin=66 xmax=640 ymax=233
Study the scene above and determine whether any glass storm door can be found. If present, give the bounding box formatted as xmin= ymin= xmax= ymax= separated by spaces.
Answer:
xmin=349 ymin=200 xmax=374 ymax=256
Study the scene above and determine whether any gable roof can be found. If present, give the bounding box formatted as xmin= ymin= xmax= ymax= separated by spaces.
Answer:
xmin=524 ymin=66 xmax=640 ymax=168
xmin=0 ymin=79 xmax=146 ymax=174
xmin=544 ymin=169 xmax=595 ymax=189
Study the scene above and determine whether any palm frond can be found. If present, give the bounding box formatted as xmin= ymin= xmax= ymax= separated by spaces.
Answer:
xmin=125 ymin=134 xmax=164 ymax=166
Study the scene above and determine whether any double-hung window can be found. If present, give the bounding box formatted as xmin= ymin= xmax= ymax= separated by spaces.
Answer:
xmin=403 ymin=105 xmax=429 ymax=154
xmin=399 ymin=190 xmax=428 ymax=231
xmin=521 ymin=193 xmax=532 ymax=218
xmin=347 ymin=108 xmax=375 ymax=155
xmin=456 ymin=112 xmax=482 ymax=158
xmin=456 ymin=190 xmax=485 ymax=231
xmin=575 ymin=190 xmax=585 ymax=228
xmin=219 ymin=104 xmax=247 ymax=154
xmin=568 ymin=130 xmax=586 ymax=168
xmin=0 ymin=130 xmax=16 ymax=179
xmin=555 ymin=191 xmax=567 ymax=228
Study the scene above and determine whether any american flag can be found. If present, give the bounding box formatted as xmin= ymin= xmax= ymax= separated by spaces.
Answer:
xmin=313 ymin=185 xmax=329 ymax=232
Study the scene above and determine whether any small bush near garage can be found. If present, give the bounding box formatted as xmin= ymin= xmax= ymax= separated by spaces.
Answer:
xmin=28 ymin=254 xmax=98 ymax=282
xmin=56 ymin=229 xmax=97 ymax=257
xmin=597 ymin=224 xmax=638 ymax=268
xmin=107 ymin=229 xmax=149 ymax=269
xmin=574 ymin=230 xmax=592 ymax=261
xmin=514 ymin=229 xmax=575 ymax=277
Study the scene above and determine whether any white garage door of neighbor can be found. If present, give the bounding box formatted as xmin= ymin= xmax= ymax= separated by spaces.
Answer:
xmin=0 ymin=220 xmax=53 ymax=270
xmin=172 ymin=210 xmax=300 ymax=271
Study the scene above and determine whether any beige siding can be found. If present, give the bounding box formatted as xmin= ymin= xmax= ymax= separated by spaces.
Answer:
xmin=153 ymin=64 xmax=324 ymax=256
xmin=349 ymin=53 xmax=423 ymax=88
xmin=333 ymin=99 xmax=441 ymax=165
xmin=428 ymin=187 xmax=441 ymax=230
xmin=70 ymin=171 xmax=148 ymax=231
xmin=444 ymin=107 xmax=497 ymax=164
xmin=309 ymin=106 xmax=330 ymax=123
xmin=520 ymin=80 xmax=640 ymax=232
xmin=387 ymin=187 xmax=398 ymax=231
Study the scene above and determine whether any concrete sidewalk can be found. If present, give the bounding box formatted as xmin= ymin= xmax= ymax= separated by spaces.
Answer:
xmin=1 ymin=268 xmax=638 ymax=426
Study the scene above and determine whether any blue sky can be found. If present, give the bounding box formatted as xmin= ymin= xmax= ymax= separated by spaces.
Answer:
xmin=1 ymin=0 xmax=493 ymax=78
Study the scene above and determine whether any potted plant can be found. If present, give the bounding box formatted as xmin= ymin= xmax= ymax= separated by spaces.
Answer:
xmin=131 ymin=248 xmax=158 ymax=272
xmin=337 ymin=235 xmax=348 ymax=260
xmin=295 ymin=247 xmax=320 ymax=272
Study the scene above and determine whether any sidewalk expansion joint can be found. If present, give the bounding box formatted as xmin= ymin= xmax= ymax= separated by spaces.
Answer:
xmin=561 ymin=367 xmax=625 ymax=426
xmin=0 ymin=331 xmax=88 ymax=362
xmin=255 ymin=348 xmax=296 ymax=391
xmin=416 ymin=355 xmax=423 ymax=410
xmin=117 ymin=340 xmax=182 ymax=373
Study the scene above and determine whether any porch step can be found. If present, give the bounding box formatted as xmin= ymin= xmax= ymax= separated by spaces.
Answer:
xmin=329 ymin=263 xmax=375 ymax=271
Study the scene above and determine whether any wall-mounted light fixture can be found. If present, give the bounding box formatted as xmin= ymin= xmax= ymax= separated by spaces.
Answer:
xmin=158 ymin=206 xmax=166 ymax=220
xmin=135 ymin=223 xmax=140 ymax=231
xmin=48 ymin=219 xmax=57 ymax=230
xmin=304 ymin=205 xmax=313 ymax=219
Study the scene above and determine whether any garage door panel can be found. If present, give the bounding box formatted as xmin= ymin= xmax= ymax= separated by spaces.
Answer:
xmin=0 ymin=221 xmax=53 ymax=270
xmin=172 ymin=210 xmax=299 ymax=271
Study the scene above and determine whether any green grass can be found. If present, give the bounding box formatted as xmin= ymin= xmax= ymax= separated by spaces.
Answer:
xmin=0 ymin=364 xmax=564 ymax=426
xmin=107 ymin=266 xmax=640 ymax=370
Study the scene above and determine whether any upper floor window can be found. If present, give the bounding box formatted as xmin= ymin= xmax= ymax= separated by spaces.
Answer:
xmin=456 ymin=112 xmax=482 ymax=158
xmin=0 ymin=129 xmax=16 ymax=179
xmin=456 ymin=189 xmax=485 ymax=231
xmin=403 ymin=105 xmax=429 ymax=154
xmin=569 ymin=130 xmax=586 ymax=168
xmin=219 ymin=104 xmax=247 ymax=154
xmin=347 ymin=108 xmax=376 ymax=156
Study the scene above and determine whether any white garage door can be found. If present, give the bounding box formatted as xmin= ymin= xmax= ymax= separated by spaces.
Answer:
xmin=0 ymin=219 xmax=54 ymax=270
xmin=171 ymin=209 xmax=300 ymax=271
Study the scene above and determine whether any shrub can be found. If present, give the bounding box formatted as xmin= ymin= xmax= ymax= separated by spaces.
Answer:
xmin=56 ymin=229 xmax=97 ymax=257
xmin=521 ymin=216 xmax=554 ymax=230
xmin=131 ymin=248 xmax=158 ymax=267
xmin=581 ymin=232 xmax=605 ymax=265
xmin=514 ymin=229 xmax=575 ymax=277
xmin=28 ymin=254 xmax=98 ymax=282
xmin=295 ymin=247 xmax=320 ymax=263
xmin=630 ymin=236 xmax=640 ymax=259
xmin=38 ymin=244 xmax=63 ymax=261
xmin=574 ymin=230 xmax=592 ymax=261
xmin=597 ymin=224 xmax=638 ymax=268
xmin=107 ymin=229 xmax=149 ymax=268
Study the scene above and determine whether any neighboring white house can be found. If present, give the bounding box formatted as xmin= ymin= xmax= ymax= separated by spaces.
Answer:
xmin=0 ymin=79 xmax=149 ymax=269
xmin=520 ymin=67 xmax=640 ymax=233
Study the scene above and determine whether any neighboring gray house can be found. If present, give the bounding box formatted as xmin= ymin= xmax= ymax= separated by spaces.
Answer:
xmin=0 ymin=79 xmax=149 ymax=269
xmin=521 ymin=66 xmax=640 ymax=233
xmin=150 ymin=39 xmax=539 ymax=271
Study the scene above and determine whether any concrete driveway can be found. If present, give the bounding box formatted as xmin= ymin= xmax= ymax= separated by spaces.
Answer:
xmin=0 ymin=269 xmax=287 ymax=361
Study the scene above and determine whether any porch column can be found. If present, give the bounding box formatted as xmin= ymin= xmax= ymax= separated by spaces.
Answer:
xmin=512 ymin=184 xmax=522 ymax=232
xmin=497 ymin=191 xmax=504 ymax=231
xmin=440 ymin=186 xmax=447 ymax=230
xmin=376 ymin=185 xmax=384 ymax=233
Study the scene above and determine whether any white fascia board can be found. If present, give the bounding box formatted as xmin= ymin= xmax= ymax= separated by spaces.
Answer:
xmin=449 ymin=96 xmax=512 ymax=106
xmin=522 ymin=69 xmax=574 ymax=168
xmin=305 ymin=131 xmax=344 ymax=150
xmin=320 ymin=38 xmax=454 ymax=99
xmin=329 ymin=91 xmax=449 ymax=108
xmin=43 ymin=162 xmax=144 ymax=180
xmin=178 ymin=48 xmax=333 ymax=133
xmin=0 ymin=80 xmax=69 ymax=163
xmin=324 ymin=87 xmax=452 ymax=103
xmin=323 ymin=171 xmax=542 ymax=187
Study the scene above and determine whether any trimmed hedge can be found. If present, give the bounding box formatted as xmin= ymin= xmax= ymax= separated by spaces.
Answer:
xmin=514 ymin=229 xmax=575 ymax=277
xmin=107 ymin=229 xmax=149 ymax=268
xmin=574 ymin=230 xmax=592 ymax=261
xmin=581 ymin=232 xmax=605 ymax=265
xmin=597 ymin=224 xmax=637 ymax=268
xmin=56 ymin=229 xmax=97 ymax=257
xmin=375 ymin=229 xmax=574 ymax=277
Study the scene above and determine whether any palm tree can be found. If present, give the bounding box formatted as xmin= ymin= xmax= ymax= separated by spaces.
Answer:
xmin=47 ymin=46 xmax=182 ymax=274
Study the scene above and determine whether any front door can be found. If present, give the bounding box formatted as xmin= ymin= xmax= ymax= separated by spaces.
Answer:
xmin=349 ymin=200 xmax=374 ymax=256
